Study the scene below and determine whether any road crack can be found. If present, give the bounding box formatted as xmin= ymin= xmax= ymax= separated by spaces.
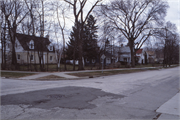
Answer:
xmin=14 ymin=105 xmax=27 ymax=119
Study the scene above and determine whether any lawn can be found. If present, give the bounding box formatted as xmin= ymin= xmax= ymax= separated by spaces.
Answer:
xmin=18 ymin=64 xmax=79 ymax=71
xmin=135 ymin=64 xmax=163 ymax=68
xmin=1 ymin=72 xmax=36 ymax=78
xmin=67 ymin=68 xmax=159 ymax=77
xmin=37 ymin=75 xmax=64 ymax=80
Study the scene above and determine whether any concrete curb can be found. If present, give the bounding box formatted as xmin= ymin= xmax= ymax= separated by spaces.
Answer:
xmin=156 ymin=92 xmax=180 ymax=120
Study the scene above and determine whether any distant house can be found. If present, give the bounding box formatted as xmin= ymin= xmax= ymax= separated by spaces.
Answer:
xmin=146 ymin=51 xmax=156 ymax=64
xmin=135 ymin=49 xmax=146 ymax=64
xmin=102 ymin=45 xmax=116 ymax=65
xmin=84 ymin=58 xmax=96 ymax=66
xmin=104 ymin=44 xmax=131 ymax=65
xmin=135 ymin=49 xmax=157 ymax=64
xmin=118 ymin=44 xmax=131 ymax=64
xmin=104 ymin=52 xmax=116 ymax=65
xmin=5 ymin=33 xmax=56 ymax=64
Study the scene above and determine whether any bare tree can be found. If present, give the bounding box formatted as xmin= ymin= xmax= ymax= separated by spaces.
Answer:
xmin=154 ymin=21 xmax=180 ymax=67
xmin=99 ymin=0 xmax=169 ymax=67
xmin=24 ymin=0 xmax=38 ymax=35
xmin=63 ymin=0 xmax=103 ymax=70
xmin=1 ymin=0 xmax=29 ymax=69
xmin=0 ymin=10 xmax=8 ymax=69
xmin=55 ymin=2 xmax=67 ymax=71
xmin=53 ymin=22 xmax=63 ymax=71
xmin=33 ymin=0 xmax=51 ymax=71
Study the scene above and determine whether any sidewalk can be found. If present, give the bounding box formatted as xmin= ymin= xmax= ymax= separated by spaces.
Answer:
xmin=18 ymin=72 xmax=79 ymax=80
xmin=12 ymin=67 xmax=158 ymax=80
xmin=156 ymin=92 xmax=180 ymax=120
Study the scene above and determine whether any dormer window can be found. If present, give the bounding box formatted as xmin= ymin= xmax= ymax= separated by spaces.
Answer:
xmin=48 ymin=44 xmax=53 ymax=51
xmin=50 ymin=46 xmax=53 ymax=51
xmin=29 ymin=40 xmax=34 ymax=49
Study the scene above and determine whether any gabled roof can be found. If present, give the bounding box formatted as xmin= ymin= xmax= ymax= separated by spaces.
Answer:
xmin=16 ymin=33 xmax=54 ymax=52
xmin=136 ymin=49 xmax=143 ymax=54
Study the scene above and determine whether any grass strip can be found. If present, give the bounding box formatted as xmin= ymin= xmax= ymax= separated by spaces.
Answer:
xmin=1 ymin=72 xmax=36 ymax=78
xmin=37 ymin=75 xmax=64 ymax=80
xmin=68 ymin=68 xmax=158 ymax=77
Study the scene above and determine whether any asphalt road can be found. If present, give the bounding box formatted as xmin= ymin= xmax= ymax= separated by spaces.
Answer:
xmin=1 ymin=67 xmax=179 ymax=120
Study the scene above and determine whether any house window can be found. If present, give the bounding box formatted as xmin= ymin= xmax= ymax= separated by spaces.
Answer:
xmin=17 ymin=54 xmax=20 ymax=60
xmin=92 ymin=59 xmax=95 ymax=63
xmin=30 ymin=55 xmax=34 ymax=61
xmin=49 ymin=46 xmax=53 ymax=51
xmin=29 ymin=40 xmax=34 ymax=49
xmin=107 ymin=58 xmax=111 ymax=64
xmin=86 ymin=59 xmax=89 ymax=63
xmin=128 ymin=58 xmax=130 ymax=62
xmin=124 ymin=58 xmax=127 ymax=62
xmin=5 ymin=54 xmax=7 ymax=60
xmin=50 ymin=56 xmax=53 ymax=61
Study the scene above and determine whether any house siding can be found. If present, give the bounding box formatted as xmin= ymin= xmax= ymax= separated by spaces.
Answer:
xmin=118 ymin=46 xmax=131 ymax=63
xmin=16 ymin=51 xmax=56 ymax=64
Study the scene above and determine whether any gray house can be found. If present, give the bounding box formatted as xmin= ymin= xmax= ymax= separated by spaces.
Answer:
xmin=118 ymin=44 xmax=131 ymax=64
xmin=104 ymin=44 xmax=131 ymax=65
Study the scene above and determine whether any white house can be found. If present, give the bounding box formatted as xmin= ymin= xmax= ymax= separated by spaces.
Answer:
xmin=135 ymin=49 xmax=157 ymax=64
xmin=135 ymin=49 xmax=146 ymax=64
xmin=3 ymin=33 xmax=56 ymax=65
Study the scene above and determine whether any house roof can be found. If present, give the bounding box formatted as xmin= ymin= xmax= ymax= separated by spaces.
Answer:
xmin=136 ymin=49 xmax=143 ymax=54
xmin=16 ymin=33 xmax=53 ymax=52
xmin=119 ymin=46 xmax=131 ymax=53
xmin=104 ymin=52 xmax=115 ymax=58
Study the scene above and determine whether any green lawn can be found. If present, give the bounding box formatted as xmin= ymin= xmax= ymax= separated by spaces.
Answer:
xmin=1 ymin=72 xmax=36 ymax=78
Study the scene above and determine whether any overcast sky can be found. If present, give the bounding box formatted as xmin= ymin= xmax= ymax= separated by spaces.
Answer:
xmin=65 ymin=0 xmax=180 ymax=33
xmin=166 ymin=0 xmax=180 ymax=32
xmin=49 ymin=0 xmax=180 ymax=45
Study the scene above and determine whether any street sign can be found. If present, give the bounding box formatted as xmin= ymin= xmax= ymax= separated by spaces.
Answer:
xmin=101 ymin=54 xmax=106 ymax=59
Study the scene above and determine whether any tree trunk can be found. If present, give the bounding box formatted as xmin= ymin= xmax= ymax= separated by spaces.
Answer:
xmin=130 ymin=47 xmax=135 ymax=67
xmin=129 ymin=40 xmax=135 ymax=67
xmin=63 ymin=49 xmax=67 ymax=71
xmin=9 ymin=27 xmax=17 ymax=69
xmin=47 ymin=52 xmax=49 ymax=71
xmin=78 ymin=43 xmax=84 ymax=70
xmin=73 ymin=48 xmax=75 ymax=71
xmin=11 ymin=42 xmax=17 ymax=65
xmin=2 ymin=30 xmax=6 ymax=69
